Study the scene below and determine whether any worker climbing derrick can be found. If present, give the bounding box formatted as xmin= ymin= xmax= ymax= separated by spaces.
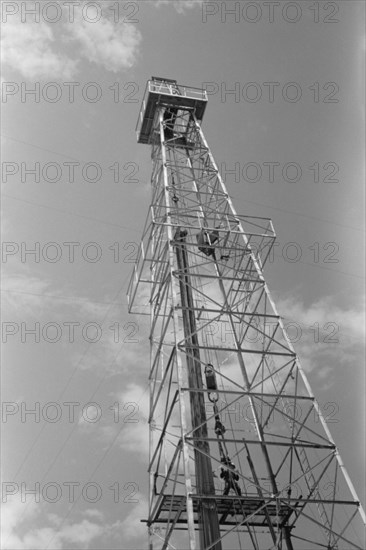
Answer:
xmin=197 ymin=228 xmax=220 ymax=258
xmin=220 ymin=457 xmax=242 ymax=497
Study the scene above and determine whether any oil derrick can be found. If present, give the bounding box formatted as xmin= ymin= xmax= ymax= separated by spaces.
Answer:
xmin=127 ymin=77 xmax=365 ymax=550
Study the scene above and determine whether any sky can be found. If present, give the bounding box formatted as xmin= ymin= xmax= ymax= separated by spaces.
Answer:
xmin=1 ymin=1 xmax=365 ymax=549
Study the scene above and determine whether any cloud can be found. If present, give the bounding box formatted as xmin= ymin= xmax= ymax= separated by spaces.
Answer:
xmin=95 ymin=500 xmax=148 ymax=543
xmin=1 ymin=19 xmax=77 ymax=79
xmin=154 ymin=0 xmax=202 ymax=14
xmin=2 ymin=495 xmax=149 ymax=549
xmin=1 ymin=3 xmax=141 ymax=79
xmin=95 ymin=382 xmax=180 ymax=466
xmin=2 ymin=264 xmax=149 ymax=381
xmin=277 ymin=294 xmax=365 ymax=345
xmin=2 ymin=269 xmax=61 ymax=315
xmin=276 ymin=294 xmax=365 ymax=385
xmin=1 ymin=266 xmax=110 ymax=318
xmin=76 ymin=382 xmax=150 ymax=458
xmin=114 ymin=383 xmax=150 ymax=457
xmin=1 ymin=498 xmax=105 ymax=550
xmin=116 ymin=497 xmax=148 ymax=540
xmin=64 ymin=14 xmax=141 ymax=73
xmin=83 ymin=508 xmax=104 ymax=521
xmin=50 ymin=519 xmax=103 ymax=547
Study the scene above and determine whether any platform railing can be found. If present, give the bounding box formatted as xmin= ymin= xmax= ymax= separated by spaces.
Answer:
xmin=148 ymin=80 xmax=208 ymax=101
xmin=135 ymin=80 xmax=208 ymax=140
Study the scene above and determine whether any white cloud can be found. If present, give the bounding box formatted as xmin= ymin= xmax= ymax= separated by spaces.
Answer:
xmin=51 ymin=519 xmax=103 ymax=547
xmin=1 ymin=270 xmax=59 ymax=315
xmin=115 ymin=382 xmax=182 ymax=474
xmin=107 ymin=497 xmax=148 ymax=541
xmin=154 ymin=0 xmax=202 ymax=14
xmin=64 ymin=15 xmax=141 ymax=73
xmin=119 ymin=498 xmax=148 ymax=540
xmin=1 ymin=19 xmax=77 ymax=79
xmin=277 ymin=294 xmax=365 ymax=344
xmin=95 ymin=382 xmax=180 ymax=467
xmin=76 ymin=382 xmax=150 ymax=457
xmin=1 ymin=3 xmax=141 ymax=79
xmin=83 ymin=508 xmax=104 ymax=521
xmin=276 ymin=294 xmax=365 ymax=384
xmin=1 ymin=498 xmax=104 ymax=550
xmin=2 ymin=265 xmax=148 ymax=380
xmin=1 ymin=266 xmax=110 ymax=318
xmin=114 ymin=382 xmax=150 ymax=457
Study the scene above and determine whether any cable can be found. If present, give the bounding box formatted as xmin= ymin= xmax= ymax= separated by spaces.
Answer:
xmin=9 ymin=272 xmax=131 ymax=480
xmin=2 ymin=193 xmax=141 ymax=233
xmin=1 ymin=134 xmax=85 ymax=162
xmin=4 ymin=274 xmax=147 ymax=549
xmin=43 ymin=381 xmax=150 ymax=550
xmin=269 ymin=249 xmax=364 ymax=280
xmin=1 ymin=288 xmax=127 ymax=306
xmin=231 ymin=195 xmax=364 ymax=233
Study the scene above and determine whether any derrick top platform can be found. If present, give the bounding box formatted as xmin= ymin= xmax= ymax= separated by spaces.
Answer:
xmin=136 ymin=77 xmax=208 ymax=144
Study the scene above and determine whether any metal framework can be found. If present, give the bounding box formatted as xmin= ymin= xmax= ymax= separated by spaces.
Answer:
xmin=127 ymin=77 xmax=365 ymax=550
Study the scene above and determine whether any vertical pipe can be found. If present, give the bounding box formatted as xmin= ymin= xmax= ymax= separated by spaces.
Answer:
xmin=175 ymin=229 xmax=222 ymax=550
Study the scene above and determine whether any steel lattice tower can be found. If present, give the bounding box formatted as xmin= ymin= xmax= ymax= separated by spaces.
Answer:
xmin=127 ymin=77 xmax=365 ymax=550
